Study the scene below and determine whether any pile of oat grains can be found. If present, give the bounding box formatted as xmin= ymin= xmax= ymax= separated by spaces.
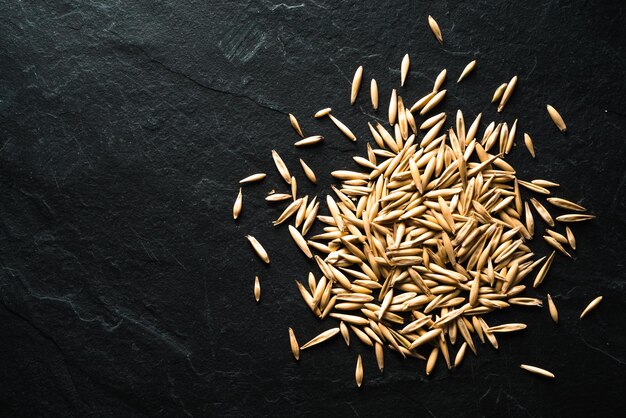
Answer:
xmin=233 ymin=15 xmax=601 ymax=386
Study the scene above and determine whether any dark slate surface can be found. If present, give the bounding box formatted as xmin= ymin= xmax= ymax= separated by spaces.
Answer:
xmin=1 ymin=0 xmax=625 ymax=416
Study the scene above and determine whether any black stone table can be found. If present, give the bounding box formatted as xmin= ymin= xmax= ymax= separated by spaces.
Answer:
xmin=1 ymin=1 xmax=625 ymax=416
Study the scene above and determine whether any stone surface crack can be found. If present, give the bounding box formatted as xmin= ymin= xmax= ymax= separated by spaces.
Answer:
xmin=105 ymin=29 xmax=288 ymax=116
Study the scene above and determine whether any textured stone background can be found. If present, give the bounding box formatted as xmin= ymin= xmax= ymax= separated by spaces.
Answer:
xmin=1 ymin=0 xmax=625 ymax=416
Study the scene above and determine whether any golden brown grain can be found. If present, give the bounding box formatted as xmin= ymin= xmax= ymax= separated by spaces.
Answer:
xmin=254 ymin=276 xmax=261 ymax=302
xmin=498 ymin=76 xmax=518 ymax=112
xmin=301 ymin=202 xmax=320 ymax=235
xmin=546 ymin=197 xmax=586 ymax=212
xmin=546 ymin=229 xmax=568 ymax=244
xmin=289 ymin=113 xmax=304 ymax=137
xmin=265 ymin=193 xmax=292 ymax=202
xmin=580 ymin=296 xmax=603 ymax=319
xmin=314 ymin=108 xmax=332 ymax=118
xmin=289 ymin=328 xmax=300 ymax=360
xmin=294 ymin=135 xmax=324 ymax=147
xmin=492 ymin=83 xmax=507 ymax=103
xmin=246 ymin=235 xmax=270 ymax=264
xmin=457 ymin=60 xmax=476 ymax=83
xmin=543 ymin=235 xmax=572 ymax=258
xmin=547 ymin=294 xmax=558 ymax=324
xmin=233 ymin=188 xmax=242 ymax=220
xmin=518 ymin=179 xmax=550 ymax=195
xmin=239 ymin=173 xmax=267 ymax=184
xmin=428 ymin=15 xmax=443 ymax=44
xmin=299 ymin=158 xmax=317 ymax=184
xmin=533 ymin=251 xmax=555 ymax=288
xmin=351 ymin=66 xmax=364 ymax=105
xmin=375 ymin=342 xmax=384 ymax=372
xmin=329 ymin=114 xmax=357 ymax=141
xmin=401 ymin=54 xmax=410 ymax=86
xmin=272 ymin=150 xmax=292 ymax=184
xmin=420 ymin=89 xmax=447 ymax=115
xmin=273 ymin=198 xmax=302 ymax=225
xmin=389 ymin=89 xmax=397 ymax=125
xmin=288 ymin=225 xmax=313 ymax=258
xmin=433 ymin=69 xmax=447 ymax=92
xmin=291 ymin=176 xmax=297 ymax=200
xmin=371 ymin=79 xmax=379 ymax=110
xmin=530 ymin=197 xmax=555 ymax=227
xmin=565 ymin=226 xmax=576 ymax=250
xmin=520 ymin=364 xmax=555 ymax=378
xmin=547 ymin=105 xmax=567 ymax=132
xmin=420 ymin=112 xmax=446 ymax=130
xmin=300 ymin=328 xmax=341 ymax=349
xmin=487 ymin=323 xmax=527 ymax=333
xmin=454 ymin=342 xmax=467 ymax=368
xmin=523 ymin=133 xmax=536 ymax=158
xmin=355 ymin=354 xmax=364 ymax=387
xmin=556 ymin=214 xmax=596 ymax=223
xmin=426 ymin=346 xmax=439 ymax=375
xmin=340 ymin=321 xmax=350 ymax=346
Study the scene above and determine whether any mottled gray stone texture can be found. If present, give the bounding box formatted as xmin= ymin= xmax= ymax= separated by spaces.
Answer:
xmin=1 ymin=0 xmax=625 ymax=416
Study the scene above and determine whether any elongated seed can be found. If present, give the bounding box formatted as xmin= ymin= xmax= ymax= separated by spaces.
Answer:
xmin=420 ymin=90 xmax=447 ymax=115
xmin=371 ymin=79 xmax=379 ymax=110
xmin=530 ymin=198 xmax=555 ymax=226
xmin=375 ymin=342 xmax=384 ymax=372
xmin=556 ymin=214 xmax=596 ymax=223
xmin=288 ymin=225 xmax=313 ymax=258
xmin=289 ymin=113 xmax=304 ymax=137
xmin=272 ymin=150 xmax=292 ymax=184
xmin=546 ymin=105 xmax=567 ymax=132
xmin=389 ymin=89 xmax=397 ymax=125
xmin=547 ymin=294 xmax=558 ymax=323
xmin=533 ymin=251 xmax=555 ymax=288
xmin=457 ymin=60 xmax=476 ymax=83
xmin=295 ymin=135 xmax=324 ymax=147
xmin=546 ymin=197 xmax=586 ymax=212
xmin=266 ymin=193 xmax=292 ymax=202
xmin=329 ymin=114 xmax=357 ymax=141
xmin=314 ymin=108 xmax=331 ymax=118
xmin=351 ymin=66 xmax=364 ymax=105
xmin=401 ymin=54 xmax=410 ymax=86
xmin=273 ymin=198 xmax=302 ymax=225
xmin=239 ymin=173 xmax=267 ymax=184
xmin=300 ymin=159 xmax=317 ymax=184
xmin=254 ymin=276 xmax=261 ymax=302
xmin=300 ymin=328 xmax=340 ymax=349
xmin=487 ymin=323 xmax=527 ymax=333
xmin=454 ymin=342 xmax=467 ymax=367
xmin=433 ymin=69 xmax=446 ymax=92
xmin=580 ymin=296 xmax=602 ymax=319
xmin=520 ymin=364 xmax=555 ymax=378
xmin=233 ymin=188 xmax=242 ymax=219
xmin=426 ymin=346 xmax=439 ymax=375
xmin=565 ymin=226 xmax=576 ymax=250
xmin=428 ymin=15 xmax=443 ymax=44
xmin=355 ymin=354 xmax=363 ymax=387
xmin=409 ymin=329 xmax=442 ymax=349
xmin=498 ymin=76 xmax=518 ymax=112
xmin=410 ymin=91 xmax=437 ymax=113
xmin=492 ymin=83 xmax=507 ymax=103
xmin=524 ymin=133 xmax=536 ymax=158
xmin=340 ymin=321 xmax=350 ymax=346
xmin=289 ymin=328 xmax=300 ymax=360
xmin=246 ymin=235 xmax=270 ymax=264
